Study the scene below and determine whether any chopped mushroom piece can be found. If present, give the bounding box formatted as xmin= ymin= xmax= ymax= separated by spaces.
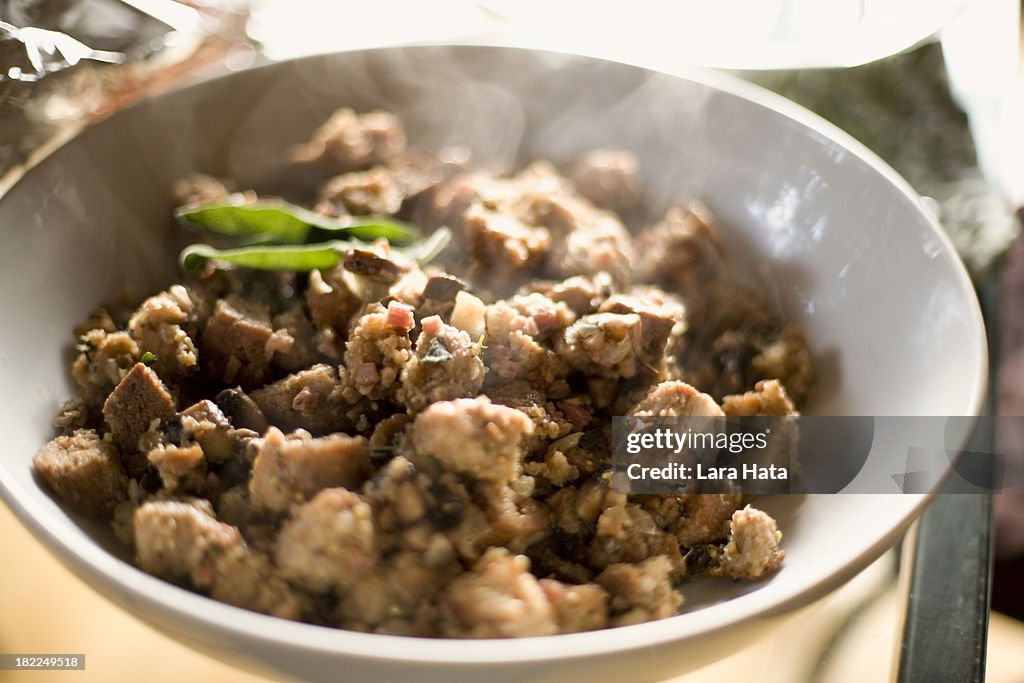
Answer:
xmin=176 ymin=400 xmax=237 ymax=464
xmin=214 ymin=388 xmax=269 ymax=433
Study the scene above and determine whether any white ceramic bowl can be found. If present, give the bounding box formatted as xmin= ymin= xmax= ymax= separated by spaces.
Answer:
xmin=0 ymin=46 xmax=986 ymax=682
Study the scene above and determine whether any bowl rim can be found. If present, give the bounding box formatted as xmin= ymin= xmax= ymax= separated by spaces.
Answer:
xmin=0 ymin=43 xmax=988 ymax=665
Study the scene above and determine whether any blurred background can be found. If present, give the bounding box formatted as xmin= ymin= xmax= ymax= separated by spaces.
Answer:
xmin=3 ymin=1 xmax=1024 ymax=680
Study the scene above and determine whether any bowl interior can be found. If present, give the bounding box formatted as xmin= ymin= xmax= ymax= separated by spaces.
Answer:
xmin=0 ymin=45 xmax=986 ymax=675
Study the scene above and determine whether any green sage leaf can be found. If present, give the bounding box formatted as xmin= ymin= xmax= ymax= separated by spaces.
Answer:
xmin=403 ymin=226 xmax=452 ymax=265
xmin=323 ymin=216 xmax=420 ymax=245
xmin=180 ymin=242 xmax=346 ymax=274
xmin=175 ymin=197 xmax=420 ymax=245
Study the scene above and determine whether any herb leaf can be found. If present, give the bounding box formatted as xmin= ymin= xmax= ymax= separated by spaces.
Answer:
xmin=403 ymin=226 xmax=452 ymax=265
xmin=422 ymin=337 xmax=453 ymax=365
xmin=75 ymin=335 xmax=95 ymax=354
xmin=180 ymin=242 xmax=346 ymax=274
xmin=175 ymin=199 xmax=312 ymax=244
xmin=178 ymin=225 xmax=449 ymax=275
xmin=321 ymin=216 xmax=421 ymax=245
xmin=75 ymin=335 xmax=95 ymax=361
xmin=140 ymin=351 xmax=157 ymax=366
xmin=175 ymin=197 xmax=420 ymax=245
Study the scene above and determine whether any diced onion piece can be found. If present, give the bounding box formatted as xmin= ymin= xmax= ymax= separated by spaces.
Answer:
xmin=450 ymin=291 xmax=486 ymax=340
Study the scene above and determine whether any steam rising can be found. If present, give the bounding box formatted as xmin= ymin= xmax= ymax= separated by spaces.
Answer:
xmin=36 ymin=46 xmax=828 ymax=356
xmin=220 ymin=46 xmax=716 ymax=216
xmin=209 ymin=45 xmax=788 ymax=351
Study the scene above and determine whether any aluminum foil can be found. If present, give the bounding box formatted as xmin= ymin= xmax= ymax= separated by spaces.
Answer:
xmin=0 ymin=0 xmax=204 ymax=85
xmin=0 ymin=1 xmax=246 ymax=181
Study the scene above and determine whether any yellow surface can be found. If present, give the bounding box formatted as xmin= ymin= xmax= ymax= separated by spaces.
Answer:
xmin=2 ymin=500 xmax=1023 ymax=683
xmin=0 ymin=502 xmax=272 ymax=683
